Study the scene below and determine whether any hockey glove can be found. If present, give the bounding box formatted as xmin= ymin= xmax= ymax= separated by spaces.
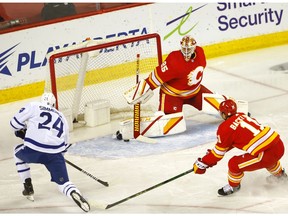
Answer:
xmin=15 ymin=129 xmax=27 ymax=139
xmin=193 ymin=158 xmax=208 ymax=174
xmin=123 ymin=79 xmax=154 ymax=105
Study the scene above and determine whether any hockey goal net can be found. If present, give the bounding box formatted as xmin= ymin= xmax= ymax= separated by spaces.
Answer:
xmin=45 ymin=33 xmax=162 ymax=122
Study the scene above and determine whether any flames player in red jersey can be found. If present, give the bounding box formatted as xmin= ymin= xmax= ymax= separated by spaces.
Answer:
xmin=193 ymin=99 xmax=287 ymax=196
xmin=145 ymin=35 xmax=212 ymax=114
xmin=120 ymin=35 xmax=248 ymax=141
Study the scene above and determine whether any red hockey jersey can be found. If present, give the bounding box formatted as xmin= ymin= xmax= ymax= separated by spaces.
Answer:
xmin=146 ymin=46 xmax=206 ymax=99
xmin=202 ymin=113 xmax=280 ymax=167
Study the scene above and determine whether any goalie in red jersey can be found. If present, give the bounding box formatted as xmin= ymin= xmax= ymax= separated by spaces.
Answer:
xmin=193 ymin=99 xmax=287 ymax=196
xmin=145 ymin=35 xmax=210 ymax=114
xmin=119 ymin=35 xmax=248 ymax=141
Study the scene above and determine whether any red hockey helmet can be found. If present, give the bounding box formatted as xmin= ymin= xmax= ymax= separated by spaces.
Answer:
xmin=180 ymin=35 xmax=196 ymax=62
xmin=219 ymin=99 xmax=237 ymax=119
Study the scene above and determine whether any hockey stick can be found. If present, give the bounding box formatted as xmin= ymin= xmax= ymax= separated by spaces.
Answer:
xmin=134 ymin=54 xmax=157 ymax=144
xmin=135 ymin=134 xmax=157 ymax=144
xmin=133 ymin=53 xmax=141 ymax=138
xmin=65 ymin=159 xmax=109 ymax=187
xmin=64 ymin=144 xmax=108 ymax=187
xmin=105 ymin=168 xmax=194 ymax=209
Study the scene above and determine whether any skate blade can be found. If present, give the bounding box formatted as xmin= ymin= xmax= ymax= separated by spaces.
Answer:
xmin=71 ymin=192 xmax=90 ymax=212
xmin=26 ymin=195 xmax=34 ymax=202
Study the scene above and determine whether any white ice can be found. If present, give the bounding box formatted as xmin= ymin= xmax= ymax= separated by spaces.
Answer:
xmin=1 ymin=44 xmax=288 ymax=214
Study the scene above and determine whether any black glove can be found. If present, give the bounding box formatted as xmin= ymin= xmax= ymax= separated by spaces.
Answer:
xmin=15 ymin=129 xmax=27 ymax=139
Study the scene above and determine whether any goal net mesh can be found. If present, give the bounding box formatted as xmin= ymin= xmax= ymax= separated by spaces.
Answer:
xmin=44 ymin=33 xmax=162 ymax=121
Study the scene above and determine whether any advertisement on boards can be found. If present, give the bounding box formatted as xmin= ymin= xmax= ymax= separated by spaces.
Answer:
xmin=0 ymin=2 xmax=287 ymax=103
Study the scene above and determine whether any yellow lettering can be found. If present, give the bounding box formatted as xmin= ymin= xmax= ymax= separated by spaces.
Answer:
xmin=134 ymin=104 xmax=140 ymax=132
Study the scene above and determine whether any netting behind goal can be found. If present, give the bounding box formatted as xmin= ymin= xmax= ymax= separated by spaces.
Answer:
xmin=45 ymin=33 xmax=162 ymax=121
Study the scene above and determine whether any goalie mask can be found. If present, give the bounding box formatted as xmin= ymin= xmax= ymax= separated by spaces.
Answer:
xmin=180 ymin=35 xmax=197 ymax=62
xmin=41 ymin=92 xmax=56 ymax=107
xmin=219 ymin=99 xmax=237 ymax=120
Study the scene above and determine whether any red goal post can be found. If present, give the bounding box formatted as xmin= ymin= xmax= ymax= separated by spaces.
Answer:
xmin=45 ymin=33 xmax=162 ymax=122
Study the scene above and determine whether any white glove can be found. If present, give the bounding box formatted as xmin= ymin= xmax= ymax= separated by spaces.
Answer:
xmin=123 ymin=79 xmax=154 ymax=105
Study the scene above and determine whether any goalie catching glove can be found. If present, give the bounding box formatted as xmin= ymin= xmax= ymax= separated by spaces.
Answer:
xmin=123 ymin=79 xmax=154 ymax=105
xmin=15 ymin=128 xmax=27 ymax=139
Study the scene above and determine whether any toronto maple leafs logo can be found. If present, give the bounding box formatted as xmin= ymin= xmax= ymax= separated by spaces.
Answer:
xmin=0 ymin=43 xmax=20 ymax=76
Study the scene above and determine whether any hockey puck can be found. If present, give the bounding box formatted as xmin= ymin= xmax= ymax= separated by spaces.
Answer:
xmin=124 ymin=139 xmax=130 ymax=142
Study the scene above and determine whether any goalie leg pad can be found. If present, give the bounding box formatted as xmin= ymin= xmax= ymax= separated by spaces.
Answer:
xmin=202 ymin=93 xmax=249 ymax=116
xmin=119 ymin=112 xmax=186 ymax=140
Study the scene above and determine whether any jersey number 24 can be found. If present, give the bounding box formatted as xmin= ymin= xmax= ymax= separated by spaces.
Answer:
xmin=38 ymin=112 xmax=64 ymax=138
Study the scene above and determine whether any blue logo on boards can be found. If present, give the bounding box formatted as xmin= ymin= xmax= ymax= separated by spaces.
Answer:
xmin=0 ymin=28 xmax=148 ymax=77
xmin=0 ymin=43 xmax=19 ymax=76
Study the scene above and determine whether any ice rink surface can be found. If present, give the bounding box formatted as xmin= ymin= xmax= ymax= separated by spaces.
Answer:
xmin=1 ymin=44 xmax=288 ymax=214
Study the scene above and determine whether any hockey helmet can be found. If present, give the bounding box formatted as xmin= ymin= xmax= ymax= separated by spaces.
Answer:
xmin=41 ymin=92 xmax=56 ymax=107
xmin=219 ymin=99 xmax=237 ymax=120
xmin=180 ymin=35 xmax=197 ymax=62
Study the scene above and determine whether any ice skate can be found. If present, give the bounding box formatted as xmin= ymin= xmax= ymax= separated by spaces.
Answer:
xmin=22 ymin=178 xmax=34 ymax=201
xmin=71 ymin=190 xmax=90 ymax=212
xmin=218 ymin=184 xmax=241 ymax=196
xmin=266 ymin=169 xmax=288 ymax=184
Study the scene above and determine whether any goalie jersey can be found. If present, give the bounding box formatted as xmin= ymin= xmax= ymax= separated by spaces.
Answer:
xmin=10 ymin=102 xmax=69 ymax=154
xmin=145 ymin=46 xmax=206 ymax=99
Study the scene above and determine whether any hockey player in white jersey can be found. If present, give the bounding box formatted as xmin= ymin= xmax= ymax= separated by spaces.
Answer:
xmin=10 ymin=93 xmax=90 ymax=212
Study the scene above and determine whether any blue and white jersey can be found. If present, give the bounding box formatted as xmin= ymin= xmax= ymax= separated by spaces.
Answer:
xmin=10 ymin=101 xmax=69 ymax=154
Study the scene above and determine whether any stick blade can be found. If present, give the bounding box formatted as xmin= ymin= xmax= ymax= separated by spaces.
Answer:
xmin=136 ymin=135 xmax=157 ymax=144
xmin=98 ymin=180 xmax=109 ymax=187
xmin=89 ymin=200 xmax=108 ymax=210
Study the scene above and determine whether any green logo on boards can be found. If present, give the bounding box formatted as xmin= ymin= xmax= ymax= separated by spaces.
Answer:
xmin=164 ymin=4 xmax=206 ymax=40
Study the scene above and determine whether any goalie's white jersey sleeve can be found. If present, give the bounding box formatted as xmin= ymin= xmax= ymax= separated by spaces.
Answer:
xmin=10 ymin=102 xmax=69 ymax=154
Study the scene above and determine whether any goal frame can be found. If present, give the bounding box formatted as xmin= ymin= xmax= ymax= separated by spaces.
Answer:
xmin=48 ymin=33 xmax=163 ymax=111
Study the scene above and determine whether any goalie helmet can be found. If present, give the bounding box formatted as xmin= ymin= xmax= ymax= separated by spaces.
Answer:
xmin=180 ymin=35 xmax=197 ymax=62
xmin=41 ymin=92 xmax=56 ymax=107
xmin=219 ymin=99 xmax=237 ymax=120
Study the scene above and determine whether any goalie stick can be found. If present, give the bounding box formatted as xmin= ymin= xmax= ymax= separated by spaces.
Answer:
xmin=133 ymin=54 xmax=141 ymax=139
xmin=105 ymin=168 xmax=194 ymax=209
xmin=133 ymin=54 xmax=157 ymax=144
